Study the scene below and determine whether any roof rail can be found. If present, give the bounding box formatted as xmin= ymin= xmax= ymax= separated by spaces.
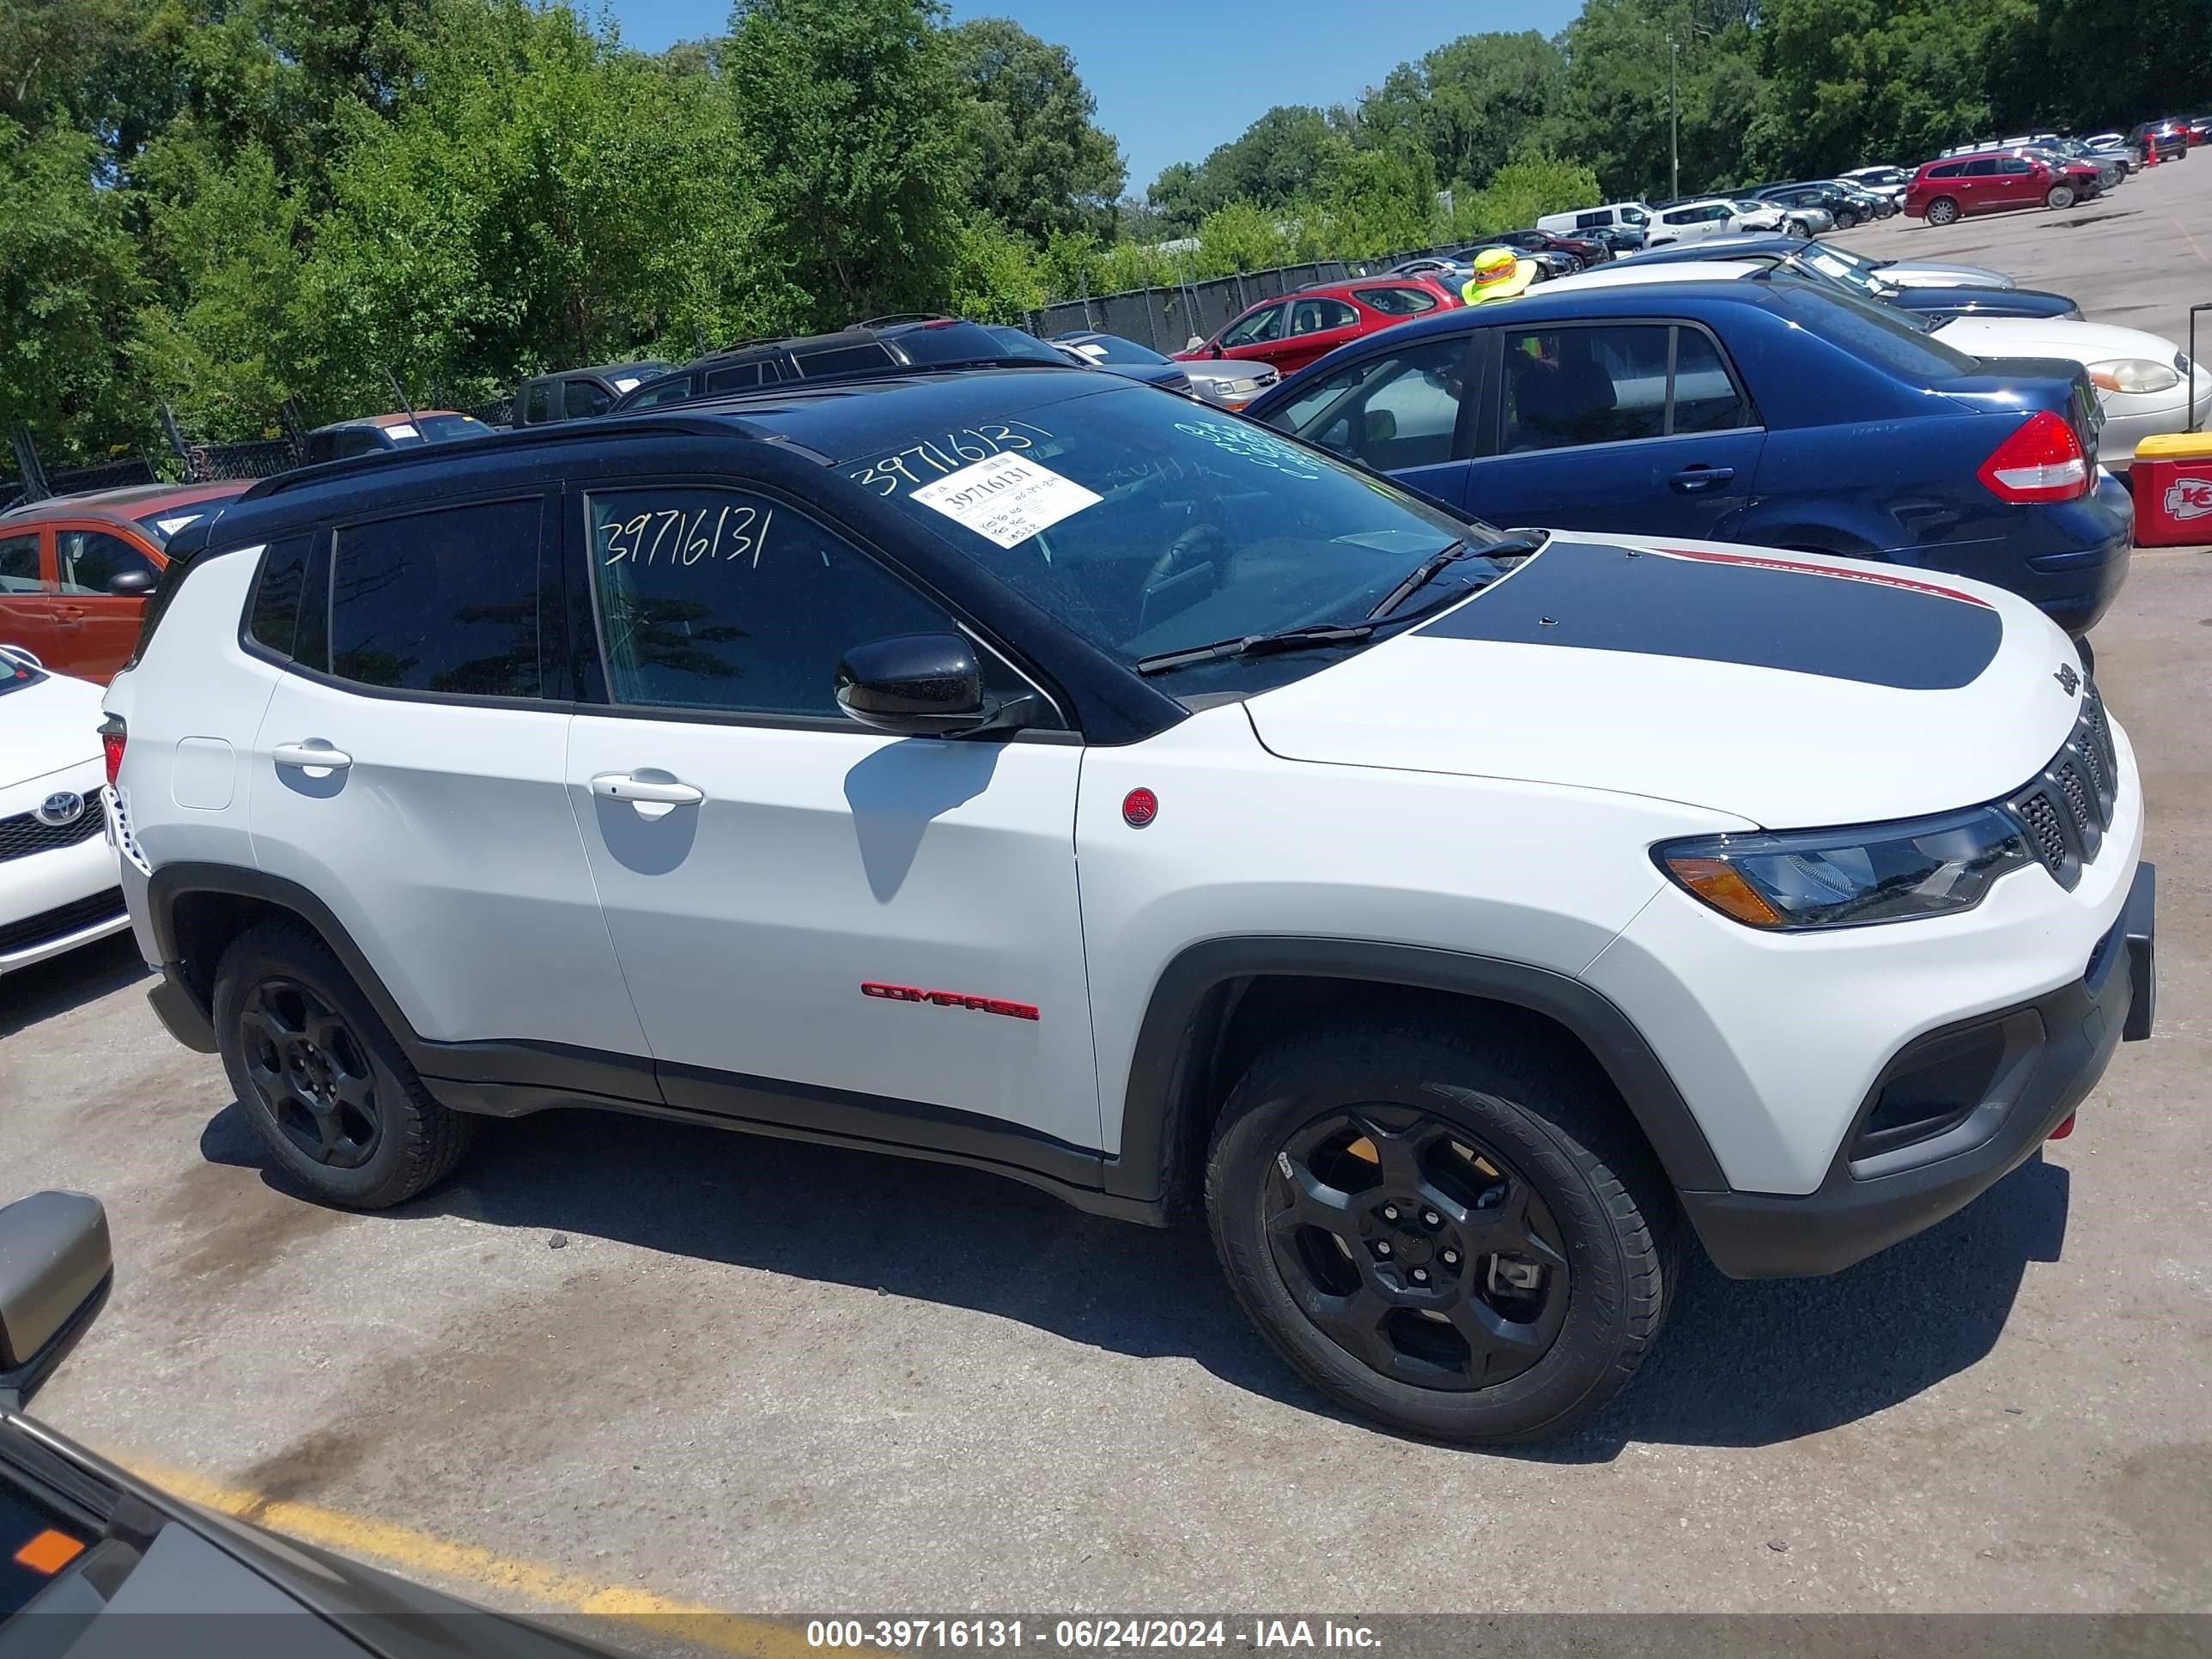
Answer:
xmin=240 ymin=415 xmax=756 ymax=501
xmin=855 ymin=313 xmax=955 ymax=329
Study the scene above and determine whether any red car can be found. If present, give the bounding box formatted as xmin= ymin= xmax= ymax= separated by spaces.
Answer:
xmin=1176 ymin=276 xmax=1462 ymax=378
xmin=0 ymin=480 xmax=248 ymax=683
xmin=1905 ymin=149 xmax=2102 ymax=225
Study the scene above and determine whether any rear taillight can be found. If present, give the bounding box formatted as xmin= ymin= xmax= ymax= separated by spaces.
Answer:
xmin=1977 ymin=408 xmax=2089 ymax=503
xmin=100 ymin=715 xmax=125 ymax=786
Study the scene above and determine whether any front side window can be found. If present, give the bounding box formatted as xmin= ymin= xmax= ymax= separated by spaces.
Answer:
xmin=328 ymin=499 xmax=542 ymax=697
xmin=56 ymin=530 xmax=155 ymax=595
xmin=1219 ymin=305 xmax=1285 ymax=348
xmin=564 ymin=380 xmax=612 ymax=419
xmin=1502 ymin=325 xmax=1671 ymax=451
xmin=844 ymin=384 xmax=1511 ymax=690
xmin=0 ymin=533 xmax=39 ymax=592
xmin=1267 ymin=337 xmax=1471 ymax=471
xmin=623 ymin=377 xmax=702 ymax=410
xmin=1999 ymin=156 xmax=2033 ymax=175
xmin=586 ymin=487 xmax=957 ymax=718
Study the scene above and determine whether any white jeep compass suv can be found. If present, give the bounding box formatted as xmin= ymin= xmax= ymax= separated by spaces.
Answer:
xmin=102 ymin=368 xmax=2156 ymax=1444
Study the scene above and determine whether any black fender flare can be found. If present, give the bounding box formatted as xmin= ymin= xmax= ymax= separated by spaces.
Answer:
xmin=1103 ymin=938 xmax=1729 ymax=1205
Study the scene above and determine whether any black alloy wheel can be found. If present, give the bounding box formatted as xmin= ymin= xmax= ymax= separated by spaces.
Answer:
xmin=237 ymin=977 xmax=382 ymax=1169
xmin=1264 ymin=1106 xmax=1570 ymax=1391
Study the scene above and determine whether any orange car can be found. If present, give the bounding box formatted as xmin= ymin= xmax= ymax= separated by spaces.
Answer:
xmin=0 ymin=480 xmax=248 ymax=684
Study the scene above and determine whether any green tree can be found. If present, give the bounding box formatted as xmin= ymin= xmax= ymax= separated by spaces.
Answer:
xmin=1147 ymin=104 xmax=1343 ymax=231
xmin=1454 ymin=151 xmax=1602 ymax=237
xmin=945 ymin=16 xmax=1123 ymax=241
xmin=724 ymin=0 xmax=968 ymax=325
xmin=1357 ymin=33 xmax=1565 ymax=197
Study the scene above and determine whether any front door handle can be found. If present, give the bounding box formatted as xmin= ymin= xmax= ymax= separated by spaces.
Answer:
xmin=1669 ymin=465 xmax=1736 ymax=494
xmin=591 ymin=772 xmax=704 ymax=806
xmin=52 ymin=605 xmax=87 ymax=623
xmin=271 ymin=740 xmax=352 ymax=771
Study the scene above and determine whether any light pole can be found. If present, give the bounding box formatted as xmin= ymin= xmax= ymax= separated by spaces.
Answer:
xmin=1668 ymin=36 xmax=1679 ymax=203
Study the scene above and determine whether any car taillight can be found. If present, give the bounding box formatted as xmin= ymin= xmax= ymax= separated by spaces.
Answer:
xmin=100 ymin=715 xmax=125 ymax=786
xmin=1976 ymin=409 xmax=2089 ymax=503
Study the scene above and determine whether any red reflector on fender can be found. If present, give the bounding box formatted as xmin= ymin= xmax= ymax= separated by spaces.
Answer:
xmin=2048 ymin=1112 xmax=2075 ymax=1140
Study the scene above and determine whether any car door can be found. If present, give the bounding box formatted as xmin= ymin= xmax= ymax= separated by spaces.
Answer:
xmin=0 ymin=528 xmax=57 ymax=664
xmin=1279 ymin=296 xmax=1364 ymax=374
xmin=46 ymin=523 xmax=161 ymax=683
xmin=1258 ymin=332 xmax=1481 ymax=507
xmin=246 ymin=494 xmax=653 ymax=1064
xmin=560 ymin=476 xmax=1100 ymax=1154
xmin=1459 ymin=319 xmax=1765 ymax=538
xmin=1211 ymin=301 xmax=1290 ymax=368
xmin=1992 ymin=155 xmax=2039 ymax=205
xmin=1955 ymin=156 xmax=1999 ymax=210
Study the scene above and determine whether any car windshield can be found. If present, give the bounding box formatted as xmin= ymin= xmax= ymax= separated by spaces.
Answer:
xmin=132 ymin=502 xmax=223 ymax=544
xmin=1058 ymin=334 xmax=1171 ymax=368
xmin=843 ymin=385 xmax=1516 ymax=690
xmin=1763 ymin=270 xmax=1978 ymax=378
xmin=0 ymin=650 xmax=46 ymax=696
xmin=980 ymin=326 xmax=1080 ymax=365
xmin=1789 ymin=245 xmax=1894 ymax=301
xmin=416 ymin=414 xmax=495 ymax=443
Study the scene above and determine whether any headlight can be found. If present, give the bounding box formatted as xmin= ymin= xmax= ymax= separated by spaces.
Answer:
xmin=2087 ymin=358 xmax=2181 ymax=394
xmin=1655 ymin=806 xmax=2033 ymax=930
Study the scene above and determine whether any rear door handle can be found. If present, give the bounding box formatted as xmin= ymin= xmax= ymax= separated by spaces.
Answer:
xmin=591 ymin=772 xmax=704 ymax=805
xmin=1669 ymin=465 xmax=1736 ymax=494
xmin=271 ymin=740 xmax=352 ymax=771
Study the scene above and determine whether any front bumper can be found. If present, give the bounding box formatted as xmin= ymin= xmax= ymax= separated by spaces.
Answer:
xmin=1685 ymin=860 xmax=2154 ymax=1278
xmin=0 ymin=812 xmax=127 ymax=974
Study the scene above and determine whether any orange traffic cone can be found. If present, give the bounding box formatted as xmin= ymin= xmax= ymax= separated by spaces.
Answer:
xmin=2146 ymin=140 xmax=2160 ymax=169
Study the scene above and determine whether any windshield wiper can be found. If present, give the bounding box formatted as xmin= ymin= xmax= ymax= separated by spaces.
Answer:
xmin=1369 ymin=531 xmax=1548 ymax=619
xmin=1135 ymin=623 xmax=1377 ymax=676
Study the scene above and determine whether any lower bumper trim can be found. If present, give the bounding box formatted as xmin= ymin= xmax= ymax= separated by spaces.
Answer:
xmin=147 ymin=965 xmax=219 ymax=1054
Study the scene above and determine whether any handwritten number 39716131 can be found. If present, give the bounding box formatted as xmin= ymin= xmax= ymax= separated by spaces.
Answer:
xmin=600 ymin=503 xmax=812 ymax=568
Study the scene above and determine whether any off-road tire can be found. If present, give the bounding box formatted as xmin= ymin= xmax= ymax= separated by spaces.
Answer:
xmin=1206 ymin=1020 xmax=1676 ymax=1445
xmin=213 ymin=919 xmax=472 ymax=1208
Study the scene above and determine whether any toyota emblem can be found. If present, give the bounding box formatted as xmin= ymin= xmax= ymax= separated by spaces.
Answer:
xmin=34 ymin=790 xmax=86 ymax=827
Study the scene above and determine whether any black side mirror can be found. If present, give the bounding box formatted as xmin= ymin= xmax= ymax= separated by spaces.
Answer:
xmin=0 ymin=1192 xmax=112 ymax=1408
xmin=836 ymin=633 xmax=1012 ymax=738
xmin=106 ymin=569 xmax=157 ymax=599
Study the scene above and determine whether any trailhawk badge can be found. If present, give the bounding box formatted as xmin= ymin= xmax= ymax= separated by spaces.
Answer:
xmin=33 ymin=790 xmax=86 ymax=827
xmin=2055 ymin=661 xmax=2081 ymax=696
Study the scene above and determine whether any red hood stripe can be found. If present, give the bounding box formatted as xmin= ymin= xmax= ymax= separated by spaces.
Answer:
xmin=1650 ymin=546 xmax=1994 ymax=608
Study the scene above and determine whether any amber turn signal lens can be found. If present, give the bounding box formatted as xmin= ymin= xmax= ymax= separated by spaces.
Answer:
xmin=1662 ymin=856 xmax=1784 ymax=927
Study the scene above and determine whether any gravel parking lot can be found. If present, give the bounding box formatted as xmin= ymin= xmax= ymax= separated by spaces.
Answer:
xmin=5 ymin=160 xmax=2211 ymax=1623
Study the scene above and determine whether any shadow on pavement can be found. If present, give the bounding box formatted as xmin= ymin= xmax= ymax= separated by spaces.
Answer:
xmin=0 ymin=933 xmax=149 ymax=1040
xmin=200 ymin=1098 xmax=2066 ymax=1459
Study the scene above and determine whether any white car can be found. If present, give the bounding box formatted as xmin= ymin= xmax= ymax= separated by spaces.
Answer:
xmin=105 ymin=373 xmax=2154 ymax=1446
xmin=1547 ymin=259 xmax=2208 ymax=467
xmin=1643 ymin=197 xmax=1781 ymax=247
xmin=0 ymin=647 xmax=128 ymax=972
xmin=1841 ymin=164 xmax=1912 ymax=203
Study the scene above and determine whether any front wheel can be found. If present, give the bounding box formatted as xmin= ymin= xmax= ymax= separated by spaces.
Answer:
xmin=2046 ymin=184 xmax=2076 ymax=210
xmin=214 ymin=920 xmax=473 ymax=1208
xmin=1925 ymin=196 xmax=1961 ymax=226
xmin=1206 ymin=1022 xmax=1674 ymax=1445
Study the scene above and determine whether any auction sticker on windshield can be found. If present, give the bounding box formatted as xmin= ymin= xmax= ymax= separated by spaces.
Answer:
xmin=910 ymin=454 xmax=1101 ymax=549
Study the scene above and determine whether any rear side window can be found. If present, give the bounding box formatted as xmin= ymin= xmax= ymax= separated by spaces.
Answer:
xmin=328 ymin=499 xmax=544 ymax=697
xmin=1925 ymin=162 xmax=1963 ymax=179
xmin=524 ymin=383 xmax=551 ymax=424
xmin=794 ymin=343 xmax=897 ymax=379
xmin=1358 ymin=286 xmax=1439 ymax=316
xmin=703 ymin=361 xmax=775 ymax=392
xmin=246 ymin=534 xmax=319 ymax=659
xmin=0 ymin=533 xmax=37 ymax=592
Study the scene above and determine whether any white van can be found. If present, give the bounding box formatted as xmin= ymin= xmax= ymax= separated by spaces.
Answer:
xmin=1536 ymin=201 xmax=1650 ymax=239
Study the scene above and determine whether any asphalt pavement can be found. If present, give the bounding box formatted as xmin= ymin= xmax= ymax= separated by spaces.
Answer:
xmin=3 ymin=159 xmax=2210 ymax=1620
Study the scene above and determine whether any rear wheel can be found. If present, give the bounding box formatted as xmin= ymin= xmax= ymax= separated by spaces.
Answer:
xmin=214 ymin=920 xmax=473 ymax=1208
xmin=1925 ymin=196 xmax=1961 ymax=226
xmin=1206 ymin=1021 xmax=1674 ymax=1445
xmin=2046 ymin=184 xmax=2076 ymax=210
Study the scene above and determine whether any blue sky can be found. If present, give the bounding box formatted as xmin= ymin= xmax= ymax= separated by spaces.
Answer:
xmin=606 ymin=0 xmax=1584 ymax=195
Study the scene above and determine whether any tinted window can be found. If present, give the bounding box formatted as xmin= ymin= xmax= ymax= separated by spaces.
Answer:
xmin=1671 ymin=328 xmax=1753 ymax=433
xmin=893 ymin=322 xmax=1029 ymax=365
xmin=0 ymin=533 xmax=38 ymax=592
xmin=703 ymin=361 xmax=773 ymax=392
xmin=623 ymin=378 xmax=702 ymax=409
xmin=1998 ymin=156 xmax=2033 ymax=174
xmin=524 ymin=383 xmax=551 ymax=424
xmin=587 ymin=488 xmax=951 ymax=717
xmin=307 ymin=433 xmax=341 ymax=465
xmin=1925 ymin=162 xmax=1963 ymax=179
xmin=56 ymin=530 xmax=155 ymax=595
xmin=246 ymin=534 xmax=316 ymax=659
xmin=329 ymin=500 xmax=542 ymax=697
xmin=1503 ymin=325 xmax=1671 ymax=450
xmin=1219 ymin=305 xmax=1285 ymax=347
xmin=337 ymin=430 xmax=385 ymax=459
xmin=1291 ymin=298 xmax=1359 ymax=336
xmin=1962 ymin=158 xmax=1998 ymax=178
xmin=1358 ymin=286 xmax=1439 ymax=316
xmin=564 ymin=380 xmax=612 ymax=418
xmin=1575 ymin=211 xmax=1606 ymax=229
xmin=418 ymin=415 xmax=495 ymax=442
xmin=795 ymin=343 xmax=897 ymax=379
xmin=1269 ymin=337 xmax=1471 ymax=471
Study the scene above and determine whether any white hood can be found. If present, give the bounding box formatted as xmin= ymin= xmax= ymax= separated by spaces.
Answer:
xmin=1243 ymin=535 xmax=2086 ymax=830
xmin=1934 ymin=313 xmax=2181 ymax=370
xmin=1 ymin=668 xmax=106 ymax=793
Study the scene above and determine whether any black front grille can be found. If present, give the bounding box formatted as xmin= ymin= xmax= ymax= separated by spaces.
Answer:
xmin=0 ymin=888 xmax=125 ymax=955
xmin=2007 ymin=683 xmax=2120 ymax=890
xmin=0 ymin=803 xmax=104 ymax=863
